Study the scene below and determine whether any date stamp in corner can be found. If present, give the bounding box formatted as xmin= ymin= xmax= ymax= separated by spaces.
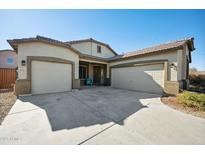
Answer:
xmin=0 ymin=136 xmax=21 ymax=143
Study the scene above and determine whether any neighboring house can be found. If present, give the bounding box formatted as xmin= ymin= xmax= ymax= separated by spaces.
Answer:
xmin=0 ymin=50 xmax=17 ymax=69
xmin=7 ymin=35 xmax=195 ymax=95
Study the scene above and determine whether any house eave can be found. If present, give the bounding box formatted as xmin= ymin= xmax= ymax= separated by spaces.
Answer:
xmin=108 ymin=46 xmax=183 ymax=62
xmin=7 ymin=35 xmax=82 ymax=55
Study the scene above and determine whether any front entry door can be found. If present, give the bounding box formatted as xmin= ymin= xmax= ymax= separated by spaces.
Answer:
xmin=93 ymin=66 xmax=101 ymax=85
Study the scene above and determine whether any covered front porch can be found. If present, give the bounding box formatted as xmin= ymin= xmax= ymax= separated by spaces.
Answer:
xmin=79 ymin=60 xmax=107 ymax=86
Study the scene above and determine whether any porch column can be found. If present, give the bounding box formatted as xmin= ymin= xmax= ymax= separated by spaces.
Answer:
xmin=106 ymin=65 xmax=111 ymax=86
xmin=88 ymin=63 xmax=93 ymax=80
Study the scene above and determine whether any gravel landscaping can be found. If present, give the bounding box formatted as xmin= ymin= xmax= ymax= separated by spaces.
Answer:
xmin=161 ymin=96 xmax=205 ymax=119
xmin=0 ymin=92 xmax=16 ymax=124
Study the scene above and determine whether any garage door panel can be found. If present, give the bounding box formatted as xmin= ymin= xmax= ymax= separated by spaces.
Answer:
xmin=111 ymin=64 xmax=164 ymax=94
xmin=31 ymin=61 xmax=72 ymax=94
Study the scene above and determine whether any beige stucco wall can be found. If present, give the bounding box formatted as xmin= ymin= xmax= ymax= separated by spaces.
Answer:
xmin=91 ymin=42 xmax=115 ymax=58
xmin=0 ymin=51 xmax=17 ymax=68
xmin=177 ymin=46 xmax=189 ymax=81
xmin=17 ymin=42 xmax=79 ymax=79
xmin=183 ymin=45 xmax=190 ymax=80
xmin=71 ymin=42 xmax=91 ymax=55
xmin=108 ymin=50 xmax=178 ymax=81
xmin=182 ymin=49 xmax=187 ymax=80
xmin=71 ymin=41 xmax=116 ymax=58
xmin=177 ymin=49 xmax=183 ymax=81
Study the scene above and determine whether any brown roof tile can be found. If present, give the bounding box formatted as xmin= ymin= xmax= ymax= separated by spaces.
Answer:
xmin=7 ymin=35 xmax=81 ymax=55
xmin=0 ymin=49 xmax=14 ymax=52
xmin=7 ymin=36 xmax=195 ymax=63
xmin=124 ymin=38 xmax=194 ymax=57
xmin=109 ymin=37 xmax=195 ymax=62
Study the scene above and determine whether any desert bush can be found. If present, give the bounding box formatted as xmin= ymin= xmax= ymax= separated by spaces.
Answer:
xmin=189 ymin=74 xmax=205 ymax=87
xmin=177 ymin=91 xmax=205 ymax=111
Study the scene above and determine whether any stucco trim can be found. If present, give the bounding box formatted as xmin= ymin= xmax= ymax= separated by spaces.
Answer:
xmin=109 ymin=59 xmax=169 ymax=93
xmin=109 ymin=59 xmax=181 ymax=95
xmin=164 ymin=61 xmax=168 ymax=81
xmin=110 ymin=59 xmax=168 ymax=69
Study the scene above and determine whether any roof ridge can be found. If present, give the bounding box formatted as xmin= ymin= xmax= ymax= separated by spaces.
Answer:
xmin=164 ymin=37 xmax=193 ymax=43
xmin=66 ymin=38 xmax=109 ymax=45
xmin=65 ymin=38 xmax=91 ymax=43
xmin=36 ymin=35 xmax=71 ymax=47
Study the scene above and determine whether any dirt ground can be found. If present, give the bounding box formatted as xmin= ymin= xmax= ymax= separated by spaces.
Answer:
xmin=0 ymin=92 xmax=17 ymax=124
xmin=161 ymin=96 xmax=205 ymax=119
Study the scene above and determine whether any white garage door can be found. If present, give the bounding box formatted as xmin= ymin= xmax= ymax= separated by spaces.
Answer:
xmin=111 ymin=63 xmax=164 ymax=94
xmin=31 ymin=61 xmax=72 ymax=94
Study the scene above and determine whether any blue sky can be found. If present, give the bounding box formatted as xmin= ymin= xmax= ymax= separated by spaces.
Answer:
xmin=0 ymin=10 xmax=205 ymax=70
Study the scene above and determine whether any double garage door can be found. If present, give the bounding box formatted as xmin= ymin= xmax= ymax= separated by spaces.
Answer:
xmin=31 ymin=61 xmax=72 ymax=94
xmin=111 ymin=63 xmax=165 ymax=94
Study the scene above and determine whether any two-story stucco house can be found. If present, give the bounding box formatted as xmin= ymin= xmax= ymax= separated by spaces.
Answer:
xmin=0 ymin=49 xmax=17 ymax=69
xmin=7 ymin=35 xmax=195 ymax=95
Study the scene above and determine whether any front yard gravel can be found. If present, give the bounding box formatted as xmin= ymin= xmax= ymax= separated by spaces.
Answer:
xmin=0 ymin=92 xmax=16 ymax=124
xmin=161 ymin=96 xmax=205 ymax=119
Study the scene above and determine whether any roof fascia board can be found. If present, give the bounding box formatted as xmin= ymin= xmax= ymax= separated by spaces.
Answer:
xmin=7 ymin=36 xmax=82 ymax=56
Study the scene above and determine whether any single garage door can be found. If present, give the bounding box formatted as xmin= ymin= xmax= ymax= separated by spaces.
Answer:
xmin=31 ymin=61 xmax=72 ymax=94
xmin=111 ymin=63 xmax=164 ymax=94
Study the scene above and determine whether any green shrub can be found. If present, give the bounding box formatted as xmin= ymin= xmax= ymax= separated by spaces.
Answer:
xmin=177 ymin=91 xmax=205 ymax=111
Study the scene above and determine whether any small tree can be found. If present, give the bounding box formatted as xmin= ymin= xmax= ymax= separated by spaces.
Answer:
xmin=189 ymin=67 xmax=198 ymax=74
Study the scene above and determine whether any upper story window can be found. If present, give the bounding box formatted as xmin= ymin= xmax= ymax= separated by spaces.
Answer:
xmin=7 ymin=57 xmax=14 ymax=65
xmin=97 ymin=45 xmax=101 ymax=53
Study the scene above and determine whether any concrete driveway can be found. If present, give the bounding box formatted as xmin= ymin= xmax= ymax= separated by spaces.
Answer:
xmin=0 ymin=87 xmax=205 ymax=144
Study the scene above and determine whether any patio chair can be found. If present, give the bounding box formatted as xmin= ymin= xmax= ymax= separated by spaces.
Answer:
xmin=86 ymin=78 xmax=93 ymax=86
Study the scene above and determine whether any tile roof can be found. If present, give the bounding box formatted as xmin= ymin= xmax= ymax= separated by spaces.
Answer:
xmin=7 ymin=35 xmax=116 ymax=62
xmin=7 ymin=35 xmax=194 ymax=63
xmin=7 ymin=35 xmax=81 ymax=55
xmin=109 ymin=37 xmax=195 ymax=61
xmin=0 ymin=49 xmax=14 ymax=52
